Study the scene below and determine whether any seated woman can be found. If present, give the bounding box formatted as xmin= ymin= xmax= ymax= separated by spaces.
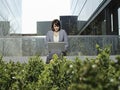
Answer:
xmin=45 ymin=19 xmax=68 ymax=64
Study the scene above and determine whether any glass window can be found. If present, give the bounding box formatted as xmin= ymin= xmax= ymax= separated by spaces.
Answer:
xmin=118 ymin=8 xmax=120 ymax=35
xmin=0 ymin=0 xmax=22 ymax=34
xmin=111 ymin=14 xmax=113 ymax=32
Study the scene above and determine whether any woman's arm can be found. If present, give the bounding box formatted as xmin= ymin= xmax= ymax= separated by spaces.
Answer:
xmin=45 ymin=31 xmax=50 ymax=49
xmin=63 ymin=30 xmax=68 ymax=51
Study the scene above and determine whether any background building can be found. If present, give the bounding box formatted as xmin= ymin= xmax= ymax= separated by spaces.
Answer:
xmin=0 ymin=0 xmax=22 ymax=34
xmin=0 ymin=21 xmax=10 ymax=36
xmin=70 ymin=0 xmax=120 ymax=35
xmin=37 ymin=21 xmax=51 ymax=35
xmin=60 ymin=16 xmax=78 ymax=35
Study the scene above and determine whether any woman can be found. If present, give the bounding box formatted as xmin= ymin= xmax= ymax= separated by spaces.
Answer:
xmin=46 ymin=19 xmax=68 ymax=64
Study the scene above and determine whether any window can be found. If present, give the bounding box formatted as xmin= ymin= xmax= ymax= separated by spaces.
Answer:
xmin=118 ymin=8 xmax=120 ymax=35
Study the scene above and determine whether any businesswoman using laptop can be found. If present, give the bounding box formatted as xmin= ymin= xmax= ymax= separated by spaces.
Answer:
xmin=46 ymin=19 xmax=68 ymax=64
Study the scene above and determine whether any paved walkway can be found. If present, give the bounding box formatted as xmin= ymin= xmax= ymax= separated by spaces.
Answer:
xmin=3 ymin=55 xmax=118 ymax=63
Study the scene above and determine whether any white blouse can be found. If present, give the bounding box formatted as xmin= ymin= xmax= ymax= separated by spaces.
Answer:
xmin=54 ymin=34 xmax=59 ymax=42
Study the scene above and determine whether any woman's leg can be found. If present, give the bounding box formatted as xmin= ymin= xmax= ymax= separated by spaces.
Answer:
xmin=46 ymin=51 xmax=63 ymax=64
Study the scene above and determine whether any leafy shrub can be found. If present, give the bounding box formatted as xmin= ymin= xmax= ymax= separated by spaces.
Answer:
xmin=0 ymin=45 xmax=120 ymax=90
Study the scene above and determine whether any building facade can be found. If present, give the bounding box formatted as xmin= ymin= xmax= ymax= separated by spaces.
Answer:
xmin=70 ymin=0 xmax=120 ymax=35
xmin=0 ymin=0 xmax=22 ymax=34
xmin=60 ymin=16 xmax=78 ymax=35
xmin=37 ymin=21 xmax=51 ymax=35
xmin=0 ymin=21 xmax=10 ymax=36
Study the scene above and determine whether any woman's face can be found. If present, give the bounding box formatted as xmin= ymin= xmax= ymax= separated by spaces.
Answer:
xmin=53 ymin=24 xmax=59 ymax=32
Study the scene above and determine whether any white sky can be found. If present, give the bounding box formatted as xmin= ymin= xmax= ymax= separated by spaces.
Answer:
xmin=22 ymin=0 xmax=71 ymax=34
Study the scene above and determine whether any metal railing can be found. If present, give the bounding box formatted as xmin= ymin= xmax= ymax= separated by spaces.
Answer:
xmin=0 ymin=35 xmax=119 ymax=56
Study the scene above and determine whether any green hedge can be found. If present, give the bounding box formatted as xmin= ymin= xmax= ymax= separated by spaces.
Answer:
xmin=0 ymin=45 xmax=120 ymax=90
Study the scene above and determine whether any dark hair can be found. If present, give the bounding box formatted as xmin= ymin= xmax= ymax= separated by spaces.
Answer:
xmin=51 ymin=19 xmax=61 ymax=31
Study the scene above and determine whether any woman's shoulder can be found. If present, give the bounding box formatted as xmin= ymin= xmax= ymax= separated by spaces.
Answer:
xmin=48 ymin=30 xmax=53 ymax=32
xmin=60 ymin=29 xmax=67 ymax=34
xmin=47 ymin=30 xmax=53 ymax=34
xmin=60 ymin=29 xmax=66 ymax=32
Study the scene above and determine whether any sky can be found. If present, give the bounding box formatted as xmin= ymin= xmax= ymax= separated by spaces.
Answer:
xmin=22 ymin=0 xmax=71 ymax=34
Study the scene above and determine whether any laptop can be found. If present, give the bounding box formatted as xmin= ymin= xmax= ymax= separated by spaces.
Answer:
xmin=47 ymin=42 xmax=65 ymax=52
